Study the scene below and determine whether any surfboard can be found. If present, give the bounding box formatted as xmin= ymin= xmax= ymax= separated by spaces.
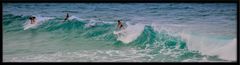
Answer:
xmin=23 ymin=16 xmax=54 ymax=30
xmin=23 ymin=20 xmax=40 ymax=30
xmin=23 ymin=20 xmax=39 ymax=30
xmin=113 ymin=29 xmax=126 ymax=37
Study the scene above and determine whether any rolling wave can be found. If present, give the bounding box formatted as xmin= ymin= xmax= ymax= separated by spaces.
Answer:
xmin=3 ymin=14 xmax=233 ymax=62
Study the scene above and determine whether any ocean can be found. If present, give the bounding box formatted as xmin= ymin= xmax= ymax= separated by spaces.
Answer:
xmin=2 ymin=3 xmax=237 ymax=62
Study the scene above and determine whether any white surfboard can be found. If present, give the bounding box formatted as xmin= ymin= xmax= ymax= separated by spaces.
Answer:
xmin=23 ymin=20 xmax=39 ymax=30
xmin=23 ymin=16 xmax=53 ymax=30
xmin=113 ymin=23 xmax=145 ymax=44
xmin=114 ymin=29 xmax=124 ymax=35
xmin=113 ymin=29 xmax=127 ymax=38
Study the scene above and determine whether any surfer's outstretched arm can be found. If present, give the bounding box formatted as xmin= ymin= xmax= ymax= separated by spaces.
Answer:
xmin=33 ymin=17 xmax=36 ymax=24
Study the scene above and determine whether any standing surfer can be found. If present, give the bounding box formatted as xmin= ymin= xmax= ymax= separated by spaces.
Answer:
xmin=117 ymin=20 xmax=125 ymax=30
xmin=63 ymin=13 xmax=70 ymax=22
xmin=29 ymin=16 xmax=36 ymax=24
xmin=114 ymin=20 xmax=125 ymax=37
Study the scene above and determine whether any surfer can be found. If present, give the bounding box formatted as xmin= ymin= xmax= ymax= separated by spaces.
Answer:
xmin=29 ymin=16 xmax=36 ymax=24
xmin=117 ymin=20 xmax=125 ymax=30
xmin=114 ymin=20 xmax=125 ymax=37
xmin=63 ymin=13 xmax=70 ymax=22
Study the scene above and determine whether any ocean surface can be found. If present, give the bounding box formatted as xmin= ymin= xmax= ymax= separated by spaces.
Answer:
xmin=3 ymin=3 xmax=237 ymax=62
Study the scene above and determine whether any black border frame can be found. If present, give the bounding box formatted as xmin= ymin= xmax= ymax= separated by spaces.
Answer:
xmin=1 ymin=0 xmax=239 ymax=64
xmin=1 ymin=0 xmax=238 ymax=3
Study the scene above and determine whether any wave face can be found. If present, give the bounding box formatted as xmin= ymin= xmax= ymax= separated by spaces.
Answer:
xmin=3 ymin=3 xmax=236 ymax=62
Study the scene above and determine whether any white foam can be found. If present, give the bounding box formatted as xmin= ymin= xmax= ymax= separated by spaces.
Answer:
xmin=5 ymin=48 xmax=152 ymax=62
xmin=68 ymin=15 xmax=82 ymax=20
xmin=23 ymin=16 xmax=53 ymax=30
xmin=151 ymin=23 xmax=236 ymax=61
xmin=179 ymin=32 xmax=236 ymax=61
xmin=210 ymin=38 xmax=236 ymax=61
xmin=84 ymin=22 xmax=96 ymax=28
xmin=116 ymin=23 xmax=145 ymax=44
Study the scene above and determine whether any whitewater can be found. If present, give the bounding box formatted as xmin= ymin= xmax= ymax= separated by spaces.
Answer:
xmin=3 ymin=3 xmax=236 ymax=62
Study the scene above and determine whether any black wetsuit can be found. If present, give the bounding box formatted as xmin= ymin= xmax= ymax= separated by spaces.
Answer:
xmin=64 ymin=14 xmax=69 ymax=20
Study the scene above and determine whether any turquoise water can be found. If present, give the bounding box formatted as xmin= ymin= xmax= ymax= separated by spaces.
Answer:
xmin=3 ymin=3 xmax=236 ymax=62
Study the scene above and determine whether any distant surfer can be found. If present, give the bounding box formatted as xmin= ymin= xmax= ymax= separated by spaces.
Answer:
xmin=63 ymin=13 xmax=70 ymax=22
xmin=29 ymin=16 xmax=36 ymax=24
xmin=117 ymin=20 xmax=125 ymax=30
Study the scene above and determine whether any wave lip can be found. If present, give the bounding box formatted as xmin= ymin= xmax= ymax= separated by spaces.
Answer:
xmin=116 ymin=23 xmax=145 ymax=44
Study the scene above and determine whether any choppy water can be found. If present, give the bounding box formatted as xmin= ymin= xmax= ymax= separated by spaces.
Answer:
xmin=3 ymin=3 xmax=237 ymax=62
